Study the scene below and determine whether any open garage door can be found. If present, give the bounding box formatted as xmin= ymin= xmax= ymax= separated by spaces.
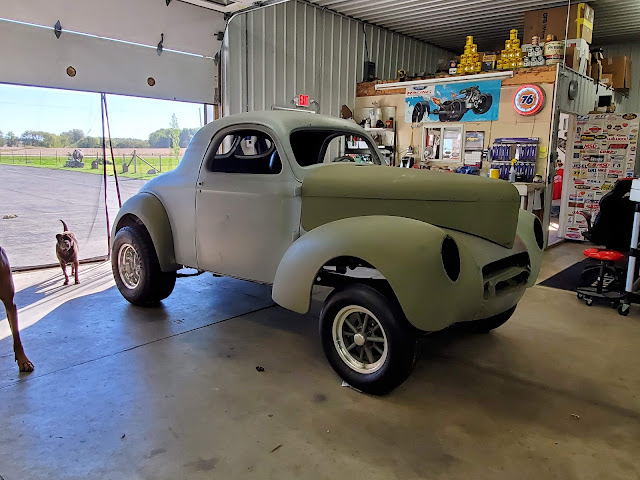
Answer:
xmin=0 ymin=0 xmax=227 ymax=269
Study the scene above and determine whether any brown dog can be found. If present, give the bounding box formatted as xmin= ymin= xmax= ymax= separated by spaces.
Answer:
xmin=56 ymin=220 xmax=79 ymax=285
xmin=0 ymin=246 xmax=34 ymax=372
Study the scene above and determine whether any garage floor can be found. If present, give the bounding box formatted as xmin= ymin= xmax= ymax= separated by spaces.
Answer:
xmin=1 ymin=242 xmax=639 ymax=480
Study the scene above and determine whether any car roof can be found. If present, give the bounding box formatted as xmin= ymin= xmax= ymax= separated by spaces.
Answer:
xmin=199 ymin=110 xmax=365 ymax=139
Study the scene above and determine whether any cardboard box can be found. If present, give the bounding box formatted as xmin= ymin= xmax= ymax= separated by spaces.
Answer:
xmin=524 ymin=3 xmax=594 ymax=44
xmin=602 ymin=56 xmax=632 ymax=90
xmin=600 ymin=73 xmax=614 ymax=86
xmin=590 ymin=62 xmax=602 ymax=82
xmin=564 ymin=38 xmax=590 ymax=75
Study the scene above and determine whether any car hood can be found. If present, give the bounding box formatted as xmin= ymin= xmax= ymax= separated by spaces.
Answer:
xmin=300 ymin=164 xmax=521 ymax=248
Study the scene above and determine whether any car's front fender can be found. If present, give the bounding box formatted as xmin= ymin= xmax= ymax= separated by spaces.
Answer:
xmin=111 ymin=193 xmax=179 ymax=272
xmin=272 ymin=216 xmax=480 ymax=332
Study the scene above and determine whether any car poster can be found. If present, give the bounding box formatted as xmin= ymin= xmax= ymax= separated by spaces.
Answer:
xmin=405 ymin=79 xmax=501 ymax=124
xmin=560 ymin=113 xmax=638 ymax=241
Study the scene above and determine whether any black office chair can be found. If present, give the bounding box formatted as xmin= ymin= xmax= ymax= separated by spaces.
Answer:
xmin=576 ymin=178 xmax=634 ymax=307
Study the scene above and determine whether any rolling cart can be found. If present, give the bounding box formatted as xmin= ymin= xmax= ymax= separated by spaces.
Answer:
xmin=618 ymin=178 xmax=640 ymax=316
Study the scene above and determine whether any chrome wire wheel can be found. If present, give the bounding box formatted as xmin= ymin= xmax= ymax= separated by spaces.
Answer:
xmin=117 ymin=243 xmax=141 ymax=290
xmin=332 ymin=305 xmax=388 ymax=374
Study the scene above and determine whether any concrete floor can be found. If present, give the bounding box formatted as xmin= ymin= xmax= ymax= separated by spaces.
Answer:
xmin=0 ymin=243 xmax=639 ymax=479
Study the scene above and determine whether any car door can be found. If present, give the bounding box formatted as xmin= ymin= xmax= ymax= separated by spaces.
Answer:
xmin=195 ymin=126 xmax=301 ymax=284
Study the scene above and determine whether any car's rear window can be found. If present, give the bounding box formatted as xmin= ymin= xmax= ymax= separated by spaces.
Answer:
xmin=290 ymin=129 xmax=382 ymax=167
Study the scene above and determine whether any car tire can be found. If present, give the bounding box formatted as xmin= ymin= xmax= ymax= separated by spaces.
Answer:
xmin=472 ymin=93 xmax=493 ymax=115
xmin=112 ymin=225 xmax=176 ymax=306
xmin=319 ymin=284 xmax=418 ymax=395
xmin=457 ymin=305 xmax=517 ymax=334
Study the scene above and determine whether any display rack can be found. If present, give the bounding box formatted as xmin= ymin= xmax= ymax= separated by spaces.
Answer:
xmin=353 ymin=106 xmax=397 ymax=166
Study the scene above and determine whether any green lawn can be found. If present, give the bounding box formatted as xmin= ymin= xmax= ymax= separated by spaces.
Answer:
xmin=0 ymin=153 xmax=181 ymax=181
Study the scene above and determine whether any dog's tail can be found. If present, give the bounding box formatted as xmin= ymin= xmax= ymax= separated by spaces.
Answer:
xmin=59 ymin=219 xmax=69 ymax=232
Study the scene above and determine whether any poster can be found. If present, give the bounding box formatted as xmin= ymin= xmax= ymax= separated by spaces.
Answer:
xmin=405 ymin=79 xmax=501 ymax=124
xmin=560 ymin=113 xmax=639 ymax=241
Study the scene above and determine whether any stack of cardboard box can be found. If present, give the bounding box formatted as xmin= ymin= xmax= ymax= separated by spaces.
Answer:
xmin=602 ymin=57 xmax=632 ymax=92
xmin=524 ymin=3 xmax=594 ymax=76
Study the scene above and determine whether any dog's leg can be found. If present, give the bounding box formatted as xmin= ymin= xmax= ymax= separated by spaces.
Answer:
xmin=60 ymin=262 xmax=69 ymax=285
xmin=2 ymin=299 xmax=34 ymax=372
xmin=73 ymin=262 xmax=79 ymax=285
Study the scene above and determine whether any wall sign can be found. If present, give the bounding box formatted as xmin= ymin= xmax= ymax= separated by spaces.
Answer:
xmin=513 ymin=84 xmax=545 ymax=116
xmin=405 ymin=79 xmax=501 ymax=123
xmin=298 ymin=94 xmax=309 ymax=107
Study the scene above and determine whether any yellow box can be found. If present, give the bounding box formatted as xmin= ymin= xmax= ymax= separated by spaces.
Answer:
xmin=512 ymin=38 xmax=521 ymax=48
xmin=505 ymin=40 xmax=512 ymax=49
xmin=466 ymin=35 xmax=474 ymax=45
xmin=510 ymin=29 xmax=518 ymax=40
xmin=470 ymin=44 xmax=478 ymax=53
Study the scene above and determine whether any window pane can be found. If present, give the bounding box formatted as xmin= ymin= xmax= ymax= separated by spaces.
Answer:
xmin=210 ymin=130 xmax=281 ymax=174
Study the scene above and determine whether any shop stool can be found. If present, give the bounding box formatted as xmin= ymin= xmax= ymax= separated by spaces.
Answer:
xmin=576 ymin=248 xmax=625 ymax=307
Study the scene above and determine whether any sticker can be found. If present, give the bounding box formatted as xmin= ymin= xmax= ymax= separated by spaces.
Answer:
xmin=575 ymin=185 xmax=592 ymax=190
xmin=589 ymin=126 xmax=602 ymax=132
xmin=623 ymin=113 xmax=638 ymax=120
xmin=581 ymin=134 xmax=596 ymax=141
xmin=613 ymin=125 xmax=623 ymax=131
xmin=595 ymin=135 xmax=608 ymax=140
xmin=566 ymin=233 xmax=583 ymax=240
xmin=583 ymin=143 xmax=598 ymax=150
xmin=608 ymin=135 xmax=628 ymax=141
xmin=609 ymin=144 xmax=629 ymax=149
xmin=513 ymin=84 xmax=545 ymax=116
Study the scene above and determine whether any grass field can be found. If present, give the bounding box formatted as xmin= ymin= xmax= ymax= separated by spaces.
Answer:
xmin=0 ymin=152 xmax=181 ymax=181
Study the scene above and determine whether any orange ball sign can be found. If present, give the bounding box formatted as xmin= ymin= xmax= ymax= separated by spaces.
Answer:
xmin=513 ymin=84 xmax=545 ymax=116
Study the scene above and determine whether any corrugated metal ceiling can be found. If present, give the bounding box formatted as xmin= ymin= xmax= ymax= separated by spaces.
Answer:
xmin=308 ymin=0 xmax=640 ymax=51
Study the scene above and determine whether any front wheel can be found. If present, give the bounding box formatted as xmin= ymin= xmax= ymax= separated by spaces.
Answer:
xmin=320 ymin=284 xmax=418 ymax=395
xmin=472 ymin=93 xmax=493 ymax=115
xmin=112 ymin=225 xmax=176 ymax=306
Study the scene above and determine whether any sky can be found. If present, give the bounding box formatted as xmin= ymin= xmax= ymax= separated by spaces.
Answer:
xmin=0 ymin=83 xmax=203 ymax=140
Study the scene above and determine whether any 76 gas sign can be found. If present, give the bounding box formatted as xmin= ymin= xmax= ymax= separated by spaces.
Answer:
xmin=513 ymin=84 xmax=545 ymax=116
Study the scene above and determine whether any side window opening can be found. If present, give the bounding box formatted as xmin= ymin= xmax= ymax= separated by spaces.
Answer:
xmin=210 ymin=129 xmax=282 ymax=174
xmin=290 ymin=129 xmax=381 ymax=167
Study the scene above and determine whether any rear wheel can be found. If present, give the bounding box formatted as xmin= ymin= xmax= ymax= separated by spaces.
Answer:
xmin=112 ymin=225 xmax=176 ymax=306
xmin=320 ymin=284 xmax=418 ymax=395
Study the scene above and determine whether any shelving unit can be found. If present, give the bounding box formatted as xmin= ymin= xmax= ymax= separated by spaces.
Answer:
xmin=353 ymin=106 xmax=397 ymax=166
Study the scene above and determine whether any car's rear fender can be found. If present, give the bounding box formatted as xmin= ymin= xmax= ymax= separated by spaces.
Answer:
xmin=111 ymin=193 xmax=179 ymax=272
xmin=272 ymin=216 xmax=481 ymax=332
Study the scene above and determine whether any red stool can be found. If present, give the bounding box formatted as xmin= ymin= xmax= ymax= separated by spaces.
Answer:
xmin=576 ymin=248 xmax=625 ymax=307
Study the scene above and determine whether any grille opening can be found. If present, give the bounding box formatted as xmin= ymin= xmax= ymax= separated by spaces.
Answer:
xmin=495 ymin=271 xmax=530 ymax=293
xmin=482 ymin=252 xmax=530 ymax=279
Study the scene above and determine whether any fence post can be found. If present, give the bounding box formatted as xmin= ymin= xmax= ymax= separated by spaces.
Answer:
xmin=56 ymin=150 xmax=58 ymax=165
xmin=159 ymin=155 xmax=162 ymax=172
xmin=40 ymin=151 xmax=42 ymax=164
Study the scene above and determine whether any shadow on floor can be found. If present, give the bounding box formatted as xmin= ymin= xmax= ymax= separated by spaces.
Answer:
xmin=0 ymin=266 xmax=274 ymax=387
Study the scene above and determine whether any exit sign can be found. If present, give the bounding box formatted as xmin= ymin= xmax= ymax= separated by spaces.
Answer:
xmin=298 ymin=94 xmax=309 ymax=107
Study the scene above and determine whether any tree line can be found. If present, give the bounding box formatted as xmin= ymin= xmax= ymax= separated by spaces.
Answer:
xmin=0 ymin=125 xmax=199 ymax=149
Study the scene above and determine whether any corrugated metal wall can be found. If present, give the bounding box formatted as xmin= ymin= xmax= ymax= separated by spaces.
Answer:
xmin=554 ymin=67 xmax=628 ymax=115
xmin=602 ymin=42 xmax=640 ymax=114
xmin=222 ymin=0 xmax=451 ymax=116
